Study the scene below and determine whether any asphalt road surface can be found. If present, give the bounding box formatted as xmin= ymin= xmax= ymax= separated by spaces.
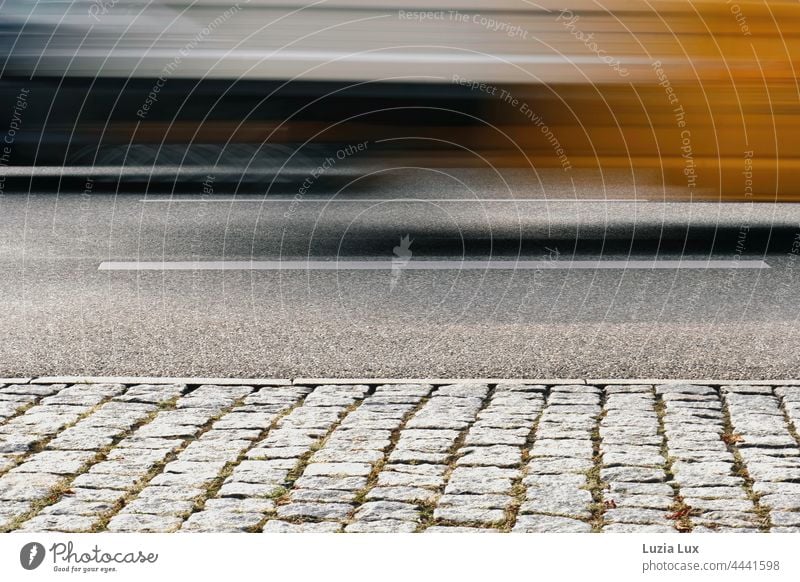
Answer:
xmin=2 ymin=168 xmax=800 ymax=379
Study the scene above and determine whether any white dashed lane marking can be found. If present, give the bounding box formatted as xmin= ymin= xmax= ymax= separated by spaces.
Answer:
xmin=98 ymin=259 xmax=770 ymax=271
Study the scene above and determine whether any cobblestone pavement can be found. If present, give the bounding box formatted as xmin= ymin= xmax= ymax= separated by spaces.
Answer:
xmin=1 ymin=380 xmax=799 ymax=533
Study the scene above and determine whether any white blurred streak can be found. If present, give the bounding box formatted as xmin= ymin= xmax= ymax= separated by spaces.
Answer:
xmin=6 ymin=0 xmax=796 ymax=83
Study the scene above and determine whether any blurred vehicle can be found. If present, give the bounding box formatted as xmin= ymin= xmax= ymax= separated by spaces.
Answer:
xmin=1 ymin=0 xmax=799 ymax=199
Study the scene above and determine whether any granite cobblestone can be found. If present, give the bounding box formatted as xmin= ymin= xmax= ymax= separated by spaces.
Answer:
xmin=2 ymin=381 xmax=798 ymax=533
xmin=600 ymin=386 xmax=675 ymax=531
xmin=660 ymin=384 xmax=760 ymax=532
xmin=514 ymin=385 xmax=598 ymax=532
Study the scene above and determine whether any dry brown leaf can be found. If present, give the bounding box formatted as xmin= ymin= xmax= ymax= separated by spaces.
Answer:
xmin=721 ymin=433 xmax=744 ymax=445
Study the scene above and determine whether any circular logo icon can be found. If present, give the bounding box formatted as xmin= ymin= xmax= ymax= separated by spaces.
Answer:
xmin=20 ymin=542 xmax=45 ymax=570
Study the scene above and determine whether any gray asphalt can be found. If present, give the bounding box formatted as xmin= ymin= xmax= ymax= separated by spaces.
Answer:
xmin=2 ymin=167 xmax=800 ymax=379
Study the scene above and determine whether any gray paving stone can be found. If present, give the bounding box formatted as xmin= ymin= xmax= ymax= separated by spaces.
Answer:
xmin=691 ymin=526 xmax=760 ymax=533
xmin=530 ymin=458 xmax=593 ymax=475
xmin=769 ymin=511 xmax=800 ymax=527
xmin=464 ymin=428 xmax=530 ymax=446
xmin=603 ymin=452 xmax=665 ymax=468
xmin=388 ymin=451 xmax=450 ymax=464
xmin=345 ymin=520 xmax=418 ymax=533
xmin=759 ymin=494 xmax=800 ymax=510
xmin=512 ymin=514 xmax=592 ymax=533
xmin=134 ymin=425 xmax=202 ymax=439
xmin=438 ymin=494 xmax=510 ymax=509
xmin=1 ymin=384 xmax=65 ymax=397
xmin=656 ymin=385 xmax=716 ymax=396
xmin=695 ymin=510 xmax=762 ymax=527
xmin=163 ymin=460 xmax=228 ymax=475
xmin=294 ymin=476 xmax=368 ymax=491
xmin=387 ymin=463 xmax=447 ymax=476
xmin=0 ymin=472 xmax=65 ymax=500
xmin=365 ymin=486 xmax=438 ymax=503
xmin=679 ymin=486 xmax=749 ymax=500
xmin=531 ymin=439 xmax=594 ymax=458
xmin=424 ymin=526 xmax=500 ymax=533
xmin=248 ymin=446 xmax=309 ymax=460
xmin=354 ymin=501 xmax=419 ymax=522
xmin=121 ymin=497 xmax=195 ymax=516
xmin=684 ymin=498 xmax=757 ymax=512
xmin=114 ymin=384 xmax=186 ymax=404
xmin=0 ymin=500 xmax=32 ymax=516
xmin=106 ymin=513 xmax=183 ymax=532
xmin=609 ymin=494 xmax=673 ymax=510
xmin=303 ymin=463 xmax=373 ymax=477
xmin=149 ymin=472 xmax=218 ymax=487
xmin=227 ymin=471 xmax=287 ymax=486
xmin=377 ymin=471 xmax=443 ymax=489
xmin=601 ymin=467 xmax=665 ymax=483
xmin=262 ymin=520 xmax=342 ymax=533
xmin=203 ymin=498 xmax=275 ymax=513
xmin=604 ymin=508 xmax=671 ymax=524
xmin=752 ymin=482 xmax=800 ymax=496
xmin=0 ymin=435 xmax=37 ymax=455
xmin=310 ymin=449 xmax=384 ymax=464
xmin=607 ymin=482 xmax=673 ymax=496
xmin=523 ymin=473 xmax=587 ymax=488
xmin=136 ymin=486 xmax=206 ymax=501
xmin=520 ymin=488 xmax=592 ymax=518
xmin=603 ymin=523 xmax=676 ymax=533
xmin=218 ymin=482 xmax=282 ymax=498
xmin=433 ymin=505 xmax=505 ymax=525
xmin=671 ymin=461 xmax=735 ymax=477
xmin=445 ymin=467 xmax=516 ymax=495
xmin=276 ymin=502 xmax=353 ymax=520
xmin=17 ymin=514 xmax=96 ymax=532
xmin=671 ymin=475 xmax=745 ymax=489
xmin=115 ymin=437 xmax=179 ymax=450
xmin=11 ymin=450 xmax=97 ymax=475
xmin=456 ymin=446 xmax=521 ymax=467
xmin=290 ymin=489 xmax=355 ymax=503
xmin=180 ymin=511 xmax=263 ymax=532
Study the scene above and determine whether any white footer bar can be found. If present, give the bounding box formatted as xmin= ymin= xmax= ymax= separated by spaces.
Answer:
xmin=1 ymin=533 xmax=795 ymax=581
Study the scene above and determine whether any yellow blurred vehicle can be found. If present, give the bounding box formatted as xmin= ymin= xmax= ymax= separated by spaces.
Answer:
xmin=2 ymin=1 xmax=799 ymax=199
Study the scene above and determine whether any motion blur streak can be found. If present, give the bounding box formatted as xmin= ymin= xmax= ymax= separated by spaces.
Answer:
xmin=1 ymin=1 xmax=799 ymax=200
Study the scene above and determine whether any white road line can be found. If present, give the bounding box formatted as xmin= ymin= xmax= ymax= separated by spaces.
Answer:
xmin=140 ymin=198 xmax=644 ymax=203
xmin=98 ymin=259 xmax=769 ymax=271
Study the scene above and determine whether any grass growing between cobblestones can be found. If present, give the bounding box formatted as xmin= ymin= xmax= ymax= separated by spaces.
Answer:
xmin=503 ymin=386 xmax=547 ymax=533
xmin=720 ymin=394 xmax=771 ymax=532
xmin=0 ymin=390 xmax=115 ymax=479
xmin=0 ymin=385 xmax=67 ymax=434
xmin=417 ymin=501 xmax=435 ymax=526
xmin=8 ymin=381 xmax=800 ymax=534
xmin=0 ymin=399 xmax=43 ymax=435
xmin=187 ymin=391 xmax=312 ymax=527
xmin=418 ymin=385 xmax=498 ymax=532
xmin=260 ymin=396 xmax=370 ymax=529
xmin=776 ymin=389 xmax=800 ymax=448
xmin=0 ymin=393 xmax=186 ymax=533
xmin=348 ymin=392 xmax=431 ymax=513
xmin=586 ymin=392 xmax=607 ymax=533
xmin=267 ymin=486 xmax=288 ymax=499
xmin=654 ymin=391 xmax=692 ymax=532
xmin=0 ymin=478 xmax=74 ymax=533
xmin=0 ymin=388 xmax=157 ymax=533
xmin=90 ymin=390 xmax=242 ymax=532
